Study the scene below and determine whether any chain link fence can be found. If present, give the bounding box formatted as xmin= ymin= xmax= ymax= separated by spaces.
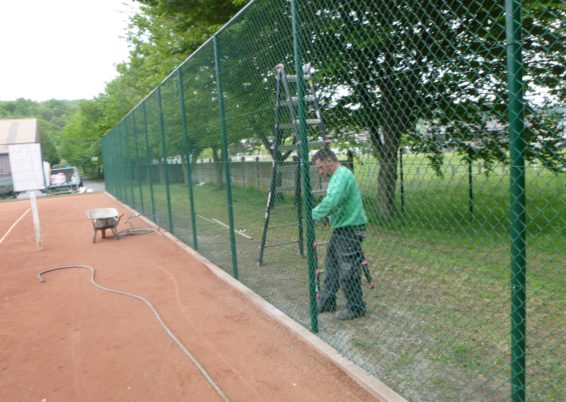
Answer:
xmin=101 ymin=1 xmax=565 ymax=400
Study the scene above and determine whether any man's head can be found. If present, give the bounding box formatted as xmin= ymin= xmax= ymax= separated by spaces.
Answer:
xmin=312 ymin=148 xmax=339 ymax=177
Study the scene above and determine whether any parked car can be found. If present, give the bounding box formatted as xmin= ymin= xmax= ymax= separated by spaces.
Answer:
xmin=49 ymin=167 xmax=82 ymax=193
xmin=0 ymin=174 xmax=14 ymax=198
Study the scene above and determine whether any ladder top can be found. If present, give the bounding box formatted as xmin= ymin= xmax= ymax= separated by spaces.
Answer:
xmin=278 ymin=95 xmax=316 ymax=106
xmin=274 ymin=139 xmax=331 ymax=152
xmin=285 ymin=74 xmax=312 ymax=82
xmin=276 ymin=63 xmax=313 ymax=82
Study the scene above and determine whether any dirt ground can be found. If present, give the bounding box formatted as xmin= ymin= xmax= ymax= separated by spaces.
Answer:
xmin=0 ymin=193 xmax=393 ymax=402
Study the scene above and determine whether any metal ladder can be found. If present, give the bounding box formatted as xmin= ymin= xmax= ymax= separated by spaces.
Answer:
xmin=257 ymin=63 xmax=328 ymax=266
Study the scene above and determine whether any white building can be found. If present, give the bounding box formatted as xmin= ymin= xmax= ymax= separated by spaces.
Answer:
xmin=0 ymin=118 xmax=42 ymax=195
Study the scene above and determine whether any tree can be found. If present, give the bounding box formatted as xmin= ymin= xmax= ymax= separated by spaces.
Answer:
xmin=134 ymin=0 xmax=244 ymax=29
xmin=0 ymin=98 xmax=86 ymax=166
xmin=298 ymin=0 xmax=564 ymax=217
xmin=110 ymin=0 xmax=563 ymax=219
xmin=57 ymin=99 xmax=106 ymax=171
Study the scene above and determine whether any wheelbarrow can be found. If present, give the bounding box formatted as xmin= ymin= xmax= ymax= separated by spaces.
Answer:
xmin=87 ymin=208 xmax=123 ymax=243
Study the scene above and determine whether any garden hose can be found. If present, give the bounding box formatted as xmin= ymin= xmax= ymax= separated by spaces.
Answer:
xmin=118 ymin=214 xmax=160 ymax=238
xmin=117 ymin=227 xmax=157 ymax=237
xmin=37 ymin=264 xmax=230 ymax=402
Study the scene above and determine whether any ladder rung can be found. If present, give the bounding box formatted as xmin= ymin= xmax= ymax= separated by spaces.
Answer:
xmin=278 ymin=123 xmax=297 ymax=130
xmin=264 ymin=240 xmax=299 ymax=248
xmin=286 ymin=74 xmax=312 ymax=82
xmin=305 ymin=140 xmax=329 ymax=147
xmin=274 ymin=140 xmax=329 ymax=152
xmin=275 ymin=186 xmax=296 ymax=192
xmin=279 ymin=95 xmax=316 ymax=106
xmin=268 ymin=203 xmax=297 ymax=210
xmin=279 ymin=119 xmax=322 ymax=130
xmin=311 ymin=189 xmax=326 ymax=195
xmin=304 ymin=118 xmax=323 ymax=125
xmin=275 ymin=144 xmax=297 ymax=151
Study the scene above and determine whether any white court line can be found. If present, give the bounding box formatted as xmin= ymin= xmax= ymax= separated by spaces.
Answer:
xmin=0 ymin=208 xmax=31 ymax=246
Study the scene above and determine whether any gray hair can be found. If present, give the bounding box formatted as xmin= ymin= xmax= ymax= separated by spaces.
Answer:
xmin=312 ymin=148 xmax=337 ymax=163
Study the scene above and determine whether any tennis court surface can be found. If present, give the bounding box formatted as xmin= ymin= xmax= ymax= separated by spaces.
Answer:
xmin=0 ymin=192 xmax=402 ymax=401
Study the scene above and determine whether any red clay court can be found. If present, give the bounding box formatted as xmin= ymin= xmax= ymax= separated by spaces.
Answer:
xmin=0 ymin=192 xmax=402 ymax=402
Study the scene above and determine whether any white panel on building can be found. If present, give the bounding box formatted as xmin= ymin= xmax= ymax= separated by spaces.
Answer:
xmin=8 ymin=143 xmax=46 ymax=191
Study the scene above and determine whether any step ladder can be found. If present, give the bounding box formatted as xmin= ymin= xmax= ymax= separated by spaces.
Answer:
xmin=257 ymin=63 xmax=329 ymax=266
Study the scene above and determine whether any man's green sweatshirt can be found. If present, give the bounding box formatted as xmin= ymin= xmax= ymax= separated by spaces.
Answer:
xmin=312 ymin=165 xmax=368 ymax=229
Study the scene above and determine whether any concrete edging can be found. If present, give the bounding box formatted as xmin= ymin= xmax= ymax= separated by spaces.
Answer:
xmin=113 ymin=194 xmax=406 ymax=402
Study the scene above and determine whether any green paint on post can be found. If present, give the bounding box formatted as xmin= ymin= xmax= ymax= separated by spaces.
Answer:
xmin=118 ymin=125 xmax=129 ymax=205
xmin=132 ymin=113 xmax=145 ymax=215
xmin=213 ymin=35 xmax=239 ymax=280
xmin=399 ymin=146 xmax=405 ymax=214
xmin=177 ymin=68 xmax=199 ymax=250
xmin=157 ymin=87 xmax=174 ymax=234
xmin=142 ymin=102 xmax=157 ymax=222
xmin=292 ymin=0 xmax=318 ymax=334
xmin=124 ymin=121 xmax=136 ymax=210
xmin=506 ymin=0 xmax=527 ymax=400
xmin=467 ymin=145 xmax=474 ymax=221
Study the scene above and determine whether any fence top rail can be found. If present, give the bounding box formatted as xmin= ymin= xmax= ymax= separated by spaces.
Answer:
xmin=109 ymin=0 xmax=258 ymax=132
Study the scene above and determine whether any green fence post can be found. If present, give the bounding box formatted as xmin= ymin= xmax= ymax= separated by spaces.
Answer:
xmin=115 ymin=133 xmax=119 ymax=196
xmin=213 ymin=34 xmax=239 ymax=279
xmin=142 ymin=102 xmax=157 ymax=223
xmin=101 ymin=137 xmax=108 ymax=192
xmin=103 ymin=136 xmax=110 ymax=194
xmin=295 ymin=155 xmax=304 ymax=257
xmin=118 ymin=124 xmax=129 ymax=204
xmin=255 ymin=156 xmax=260 ymax=189
xmin=399 ymin=146 xmax=405 ymax=214
xmin=242 ymin=157 xmax=246 ymax=188
xmin=113 ymin=133 xmax=119 ymax=197
xmin=106 ymin=135 xmax=112 ymax=194
xmin=506 ymin=0 xmax=527 ymax=400
xmin=124 ymin=119 xmax=136 ymax=210
xmin=292 ymin=0 xmax=318 ymax=334
xmin=117 ymin=125 xmax=124 ymax=201
xmin=109 ymin=135 xmax=116 ymax=196
xmin=177 ymin=68 xmax=199 ymax=250
xmin=157 ymin=87 xmax=174 ymax=234
xmin=132 ymin=113 xmax=145 ymax=215
xmin=111 ymin=130 xmax=119 ymax=199
xmin=467 ymin=145 xmax=474 ymax=220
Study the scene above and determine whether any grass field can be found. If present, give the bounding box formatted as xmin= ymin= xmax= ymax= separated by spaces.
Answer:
xmin=114 ymin=153 xmax=565 ymax=401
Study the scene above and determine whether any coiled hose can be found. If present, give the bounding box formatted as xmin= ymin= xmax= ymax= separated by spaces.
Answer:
xmin=37 ymin=264 xmax=229 ymax=402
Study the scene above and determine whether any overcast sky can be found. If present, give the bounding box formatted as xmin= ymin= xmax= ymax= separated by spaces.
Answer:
xmin=0 ymin=0 xmax=138 ymax=102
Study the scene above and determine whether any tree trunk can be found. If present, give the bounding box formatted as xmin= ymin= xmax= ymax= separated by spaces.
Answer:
xmin=212 ymin=146 xmax=224 ymax=187
xmin=159 ymin=160 xmax=166 ymax=185
xmin=182 ymin=161 xmax=189 ymax=184
xmin=358 ymin=68 xmax=402 ymax=219
xmin=376 ymin=125 xmax=400 ymax=219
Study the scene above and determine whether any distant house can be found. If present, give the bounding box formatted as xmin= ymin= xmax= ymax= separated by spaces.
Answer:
xmin=0 ymin=118 xmax=41 ymax=195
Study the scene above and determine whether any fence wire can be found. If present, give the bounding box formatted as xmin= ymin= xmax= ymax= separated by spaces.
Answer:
xmin=102 ymin=1 xmax=565 ymax=401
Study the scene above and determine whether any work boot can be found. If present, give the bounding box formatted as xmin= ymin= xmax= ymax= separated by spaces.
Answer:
xmin=317 ymin=300 xmax=336 ymax=314
xmin=336 ymin=309 xmax=365 ymax=320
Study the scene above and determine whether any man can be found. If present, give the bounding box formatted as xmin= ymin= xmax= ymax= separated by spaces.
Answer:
xmin=311 ymin=148 xmax=368 ymax=320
